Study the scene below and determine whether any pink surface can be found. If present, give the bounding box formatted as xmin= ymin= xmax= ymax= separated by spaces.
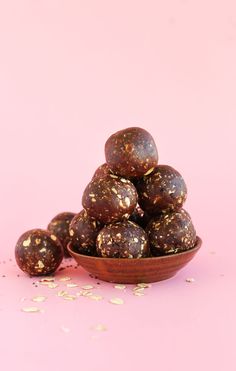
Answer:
xmin=0 ymin=1 xmax=236 ymax=370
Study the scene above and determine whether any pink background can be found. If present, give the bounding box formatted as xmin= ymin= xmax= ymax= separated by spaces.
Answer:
xmin=0 ymin=1 xmax=236 ymax=370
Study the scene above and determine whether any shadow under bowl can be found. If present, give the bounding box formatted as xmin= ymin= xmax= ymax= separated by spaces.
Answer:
xmin=67 ymin=236 xmax=202 ymax=284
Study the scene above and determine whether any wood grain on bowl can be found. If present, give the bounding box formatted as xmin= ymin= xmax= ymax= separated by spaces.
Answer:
xmin=67 ymin=237 xmax=202 ymax=284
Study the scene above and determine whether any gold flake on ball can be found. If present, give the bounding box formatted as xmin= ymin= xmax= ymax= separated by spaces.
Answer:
xmin=37 ymin=260 xmax=45 ymax=269
xmin=23 ymin=238 xmax=31 ymax=247
xmin=144 ymin=167 xmax=155 ymax=176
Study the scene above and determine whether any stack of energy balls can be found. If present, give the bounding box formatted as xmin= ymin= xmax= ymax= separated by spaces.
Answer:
xmin=15 ymin=127 xmax=197 ymax=276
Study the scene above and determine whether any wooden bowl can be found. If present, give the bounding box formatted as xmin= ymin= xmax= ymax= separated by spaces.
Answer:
xmin=67 ymin=236 xmax=202 ymax=284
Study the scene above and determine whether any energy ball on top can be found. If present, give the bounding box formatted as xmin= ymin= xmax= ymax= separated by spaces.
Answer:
xmin=47 ymin=212 xmax=76 ymax=257
xmin=96 ymin=220 xmax=150 ymax=258
xmin=146 ymin=209 xmax=196 ymax=256
xmin=15 ymin=229 xmax=63 ymax=276
xmin=105 ymin=127 xmax=158 ymax=178
xmin=136 ymin=165 xmax=187 ymax=215
xmin=82 ymin=174 xmax=138 ymax=224
xmin=69 ymin=210 xmax=103 ymax=255
xmin=92 ymin=163 xmax=113 ymax=180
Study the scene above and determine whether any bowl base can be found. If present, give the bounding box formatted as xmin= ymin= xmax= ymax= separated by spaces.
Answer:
xmin=68 ymin=237 xmax=202 ymax=285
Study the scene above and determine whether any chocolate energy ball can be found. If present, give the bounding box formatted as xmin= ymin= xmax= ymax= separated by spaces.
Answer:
xmin=15 ymin=229 xmax=63 ymax=276
xmin=146 ymin=209 xmax=196 ymax=256
xmin=82 ymin=175 xmax=138 ymax=224
xmin=92 ymin=163 xmax=113 ymax=180
xmin=47 ymin=212 xmax=76 ymax=257
xmin=129 ymin=205 xmax=151 ymax=229
xmin=105 ymin=127 xmax=158 ymax=178
xmin=96 ymin=220 xmax=150 ymax=258
xmin=136 ymin=165 xmax=187 ymax=215
xmin=69 ymin=210 xmax=103 ymax=255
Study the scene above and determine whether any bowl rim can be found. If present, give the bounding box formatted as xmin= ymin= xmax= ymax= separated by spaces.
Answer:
xmin=67 ymin=236 xmax=202 ymax=262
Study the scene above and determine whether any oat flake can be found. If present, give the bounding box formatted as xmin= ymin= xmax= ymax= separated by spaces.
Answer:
xmin=114 ymin=284 xmax=126 ymax=290
xmin=32 ymin=296 xmax=47 ymax=302
xmin=22 ymin=307 xmax=40 ymax=313
xmin=109 ymin=298 xmax=124 ymax=305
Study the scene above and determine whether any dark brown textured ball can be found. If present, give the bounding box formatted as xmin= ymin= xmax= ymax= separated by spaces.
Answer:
xmin=69 ymin=210 xmax=103 ymax=255
xmin=146 ymin=209 xmax=196 ymax=256
xmin=82 ymin=174 xmax=138 ymax=224
xmin=92 ymin=163 xmax=113 ymax=180
xmin=96 ymin=220 xmax=150 ymax=258
xmin=15 ymin=229 xmax=64 ymax=276
xmin=136 ymin=165 xmax=187 ymax=215
xmin=105 ymin=127 xmax=158 ymax=178
xmin=47 ymin=212 xmax=76 ymax=257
